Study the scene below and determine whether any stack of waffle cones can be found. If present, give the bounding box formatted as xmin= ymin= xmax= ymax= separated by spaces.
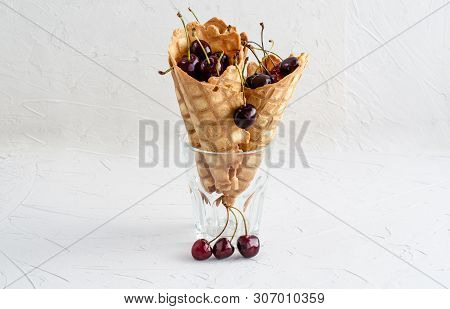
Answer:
xmin=168 ymin=17 xmax=309 ymax=206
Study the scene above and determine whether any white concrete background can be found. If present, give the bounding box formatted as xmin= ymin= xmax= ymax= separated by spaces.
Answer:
xmin=0 ymin=0 xmax=449 ymax=288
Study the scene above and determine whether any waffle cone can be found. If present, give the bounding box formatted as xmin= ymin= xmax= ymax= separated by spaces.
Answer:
xmin=168 ymin=18 xmax=249 ymax=193
xmin=245 ymin=53 xmax=309 ymax=150
xmin=222 ymin=53 xmax=309 ymax=204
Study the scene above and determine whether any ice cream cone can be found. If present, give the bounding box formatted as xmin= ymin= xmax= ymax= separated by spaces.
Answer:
xmin=222 ymin=53 xmax=309 ymax=204
xmin=168 ymin=17 xmax=249 ymax=194
xmin=244 ymin=53 xmax=309 ymax=150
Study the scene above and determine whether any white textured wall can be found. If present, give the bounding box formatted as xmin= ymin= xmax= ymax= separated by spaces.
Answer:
xmin=0 ymin=0 xmax=449 ymax=155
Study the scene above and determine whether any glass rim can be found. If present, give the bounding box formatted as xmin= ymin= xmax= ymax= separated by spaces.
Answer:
xmin=180 ymin=133 xmax=268 ymax=155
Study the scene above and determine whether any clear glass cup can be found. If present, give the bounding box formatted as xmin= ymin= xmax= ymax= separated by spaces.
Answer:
xmin=181 ymin=137 xmax=269 ymax=241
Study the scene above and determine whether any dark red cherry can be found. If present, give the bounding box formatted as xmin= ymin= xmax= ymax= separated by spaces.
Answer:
xmin=245 ymin=73 xmax=272 ymax=89
xmin=197 ymin=56 xmax=222 ymax=82
xmin=191 ymin=239 xmax=212 ymax=260
xmin=280 ymin=56 xmax=299 ymax=75
xmin=270 ymin=63 xmax=284 ymax=83
xmin=212 ymin=238 xmax=234 ymax=259
xmin=237 ymin=235 xmax=260 ymax=258
xmin=245 ymin=74 xmax=256 ymax=87
xmin=190 ymin=40 xmax=211 ymax=59
xmin=177 ymin=54 xmax=199 ymax=78
xmin=234 ymin=104 xmax=257 ymax=129
xmin=211 ymin=51 xmax=229 ymax=69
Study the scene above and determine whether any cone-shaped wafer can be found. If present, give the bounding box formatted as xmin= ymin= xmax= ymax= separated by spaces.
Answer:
xmin=221 ymin=151 xmax=263 ymax=206
xmin=170 ymin=69 xmax=216 ymax=192
xmin=168 ymin=17 xmax=249 ymax=193
xmin=244 ymin=53 xmax=309 ymax=150
xmin=222 ymin=53 xmax=309 ymax=205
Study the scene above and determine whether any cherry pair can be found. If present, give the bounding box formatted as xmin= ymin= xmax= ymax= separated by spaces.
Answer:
xmin=245 ymin=56 xmax=299 ymax=89
xmin=191 ymin=235 xmax=260 ymax=260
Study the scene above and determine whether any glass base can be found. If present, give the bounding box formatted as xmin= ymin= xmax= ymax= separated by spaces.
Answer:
xmin=181 ymin=134 xmax=269 ymax=242
xmin=190 ymin=175 xmax=266 ymax=241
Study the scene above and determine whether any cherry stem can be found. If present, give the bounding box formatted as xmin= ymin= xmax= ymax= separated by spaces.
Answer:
xmin=177 ymin=12 xmax=190 ymax=61
xmin=216 ymin=51 xmax=224 ymax=76
xmin=267 ymin=39 xmax=282 ymax=67
xmin=245 ymin=44 xmax=270 ymax=74
xmin=247 ymin=41 xmax=282 ymax=60
xmin=268 ymin=39 xmax=275 ymax=52
xmin=158 ymin=67 xmax=174 ymax=75
xmin=259 ymin=22 xmax=267 ymax=61
xmin=230 ymin=208 xmax=239 ymax=242
xmin=234 ymin=58 xmax=246 ymax=105
xmin=192 ymin=28 xmax=210 ymax=64
xmin=217 ymin=51 xmax=224 ymax=63
xmin=230 ymin=206 xmax=248 ymax=235
xmin=242 ymin=56 xmax=248 ymax=81
xmin=266 ymin=55 xmax=276 ymax=67
xmin=208 ymin=207 xmax=230 ymax=244
xmin=188 ymin=7 xmax=200 ymax=23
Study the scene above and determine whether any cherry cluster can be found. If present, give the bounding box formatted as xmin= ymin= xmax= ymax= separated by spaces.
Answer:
xmin=244 ymin=23 xmax=299 ymax=89
xmin=176 ymin=12 xmax=230 ymax=82
xmin=178 ymin=40 xmax=230 ymax=82
xmin=232 ymin=24 xmax=301 ymax=129
xmin=192 ymin=235 xmax=260 ymax=261
xmin=159 ymin=12 xmax=301 ymax=132
xmin=191 ymin=206 xmax=260 ymax=261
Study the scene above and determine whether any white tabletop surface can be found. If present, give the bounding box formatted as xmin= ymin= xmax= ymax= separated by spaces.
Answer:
xmin=1 ymin=150 xmax=449 ymax=289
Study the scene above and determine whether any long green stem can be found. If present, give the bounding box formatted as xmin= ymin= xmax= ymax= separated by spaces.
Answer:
xmin=192 ymin=29 xmax=210 ymax=64
xmin=247 ymin=41 xmax=282 ymax=60
xmin=231 ymin=206 xmax=248 ymax=235
xmin=216 ymin=51 xmax=224 ymax=76
xmin=188 ymin=7 xmax=200 ymax=23
xmin=217 ymin=51 xmax=225 ymax=63
xmin=259 ymin=22 xmax=267 ymax=61
xmin=230 ymin=208 xmax=239 ymax=242
xmin=208 ymin=207 xmax=230 ymax=244
xmin=177 ymin=12 xmax=190 ymax=61
xmin=268 ymin=39 xmax=275 ymax=53
xmin=242 ymin=56 xmax=248 ymax=80
xmin=246 ymin=45 xmax=270 ymax=74
xmin=265 ymin=39 xmax=277 ymax=67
